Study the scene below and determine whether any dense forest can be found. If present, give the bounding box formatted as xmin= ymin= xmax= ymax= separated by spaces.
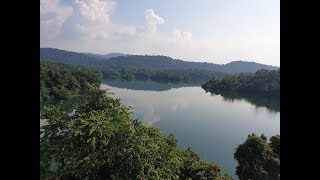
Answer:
xmin=40 ymin=48 xmax=278 ymax=73
xmin=101 ymin=68 xmax=225 ymax=84
xmin=40 ymin=48 xmax=280 ymax=85
xmin=40 ymin=48 xmax=279 ymax=85
xmin=202 ymin=69 xmax=280 ymax=97
xmin=40 ymin=62 xmax=101 ymax=108
xmin=40 ymin=62 xmax=280 ymax=179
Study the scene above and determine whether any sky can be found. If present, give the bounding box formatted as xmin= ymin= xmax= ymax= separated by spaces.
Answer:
xmin=40 ymin=0 xmax=280 ymax=66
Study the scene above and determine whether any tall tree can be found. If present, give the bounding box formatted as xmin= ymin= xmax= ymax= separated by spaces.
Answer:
xmin=234 ymin=134 xmax=280 ymax=180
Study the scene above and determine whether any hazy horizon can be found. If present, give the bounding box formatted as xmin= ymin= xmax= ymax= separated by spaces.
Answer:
xmin=41 ymin=0 xmax=280 ymax=66
xmin=41 ymin=47 xmax=279 ymax=67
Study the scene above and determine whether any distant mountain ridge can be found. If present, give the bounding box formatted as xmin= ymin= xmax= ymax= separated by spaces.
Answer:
xmin=85 ymin=52 xmax=128 ymax=59
xmin=40 ymin=48 xmax=278 ymax=73
xmin=219 ymin=61 xmax=279 ymax=74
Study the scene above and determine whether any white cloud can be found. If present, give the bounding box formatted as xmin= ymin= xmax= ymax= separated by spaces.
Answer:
xmin=114 ymin=25 xmax=136 ymax=36
xmin=71 ymin=0 xmax=136 ymax=39
xmin=40 ymin=3 xmax=196 ymax=62
xmin=75 ymin=24 xmax=87 ymax=33
xmin=145 ymin=9 xmax=164 ymax=33
xmin=92 ymin=30 xmax=108 ymax=39
xmin=168 ymin=29 xmax=192 ymax=46
xmin=40 ymin=0 xmax=73 ymax=40
xmin=74 ymin=0 xmax=115 ymax=23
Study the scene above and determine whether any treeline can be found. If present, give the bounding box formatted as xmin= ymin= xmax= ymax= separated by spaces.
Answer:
xmin=40 ymin=48 xmax=279 ymax=73
xmin=40 ymin=48 xmax=280 ymax=85
xmin=40 ymin=62 xmax=101 ymax=105
xmin=101 ymin=68 xmax=225 ymax=84
xmin=202 ymin=69 xmax=280 ymax=97
xmin=40 ymin=59 xmax=225 ymax=87
xmin=102 ymin=79 xmax=197 ymax=91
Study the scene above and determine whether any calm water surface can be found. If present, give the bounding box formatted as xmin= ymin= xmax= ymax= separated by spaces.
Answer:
xmin=100 ymin=80 xmax=280 ymax=179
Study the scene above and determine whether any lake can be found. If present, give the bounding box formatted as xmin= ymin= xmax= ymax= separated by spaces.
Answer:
xmin=100 ymin=80 xmax=280 ymax=179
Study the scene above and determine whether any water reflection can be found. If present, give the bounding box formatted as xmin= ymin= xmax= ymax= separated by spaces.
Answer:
xmin=100 ymin=80 xmax=280 ymax=179
xmin=131 ymin=100 xmax=160 ymax=126
xmin=205 ymin=90 xmax=280 ymax=113
xmin=101 ymin=85 xmax=195 ymax=126
xmin=103 ymin=79 xmax=279 ymax=112
xmin=101 ymin=79 xmax=199 ymax=91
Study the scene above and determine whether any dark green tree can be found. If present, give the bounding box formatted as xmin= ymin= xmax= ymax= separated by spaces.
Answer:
xmin=40 ymin=62 xmax=101 ymax=109
xmin=269 ymin=134 xmax=280 ymax=158
xmin=234 ymin=134 xmax=280 ymax=180
xmin=202 ymin=69 xmax=280 ymax=97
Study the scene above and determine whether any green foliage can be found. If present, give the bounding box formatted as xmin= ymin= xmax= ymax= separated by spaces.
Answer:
xmin=179 ymin=148 xmax=232 ymax=180
xmin=202 ymin=69 xmax=280 ymax=111
xmin=234 ymin=134 xmax=280 ymax=180
xmin=202 ymin=69 xmax=280 ymax=97
xmin=40 ymin=62 xmax=101 ymax=107
xmin=101 ymin=68 xmax=225 ymax=84
xmin=40 ymin=84 xmax=231 ymax=179
xmin=269 ymin=135 xmax=280 ymax=158
xmin=41 ymin=48 xmax=279 ymax=86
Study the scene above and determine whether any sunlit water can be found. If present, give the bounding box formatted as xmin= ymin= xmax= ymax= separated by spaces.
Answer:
xmin=100 ymin=81 xmax=280 ymax=179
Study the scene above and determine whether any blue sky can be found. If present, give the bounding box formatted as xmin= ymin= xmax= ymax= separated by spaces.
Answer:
xmin=41 ymin=0 xmax=280 ymax=66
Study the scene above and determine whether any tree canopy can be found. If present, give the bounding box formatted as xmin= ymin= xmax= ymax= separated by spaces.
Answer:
xmin=202 ymin=69 xmax=280 ymax=111
xmin=202 ymin=69 xmax=280 ymax=97
xmin=101 ymin=68 xmax=225 ymax=84
xmin=234 ymin=134 xmax=280 ymax=180
xmin=40 ymin=61 xmax=101 ymax=109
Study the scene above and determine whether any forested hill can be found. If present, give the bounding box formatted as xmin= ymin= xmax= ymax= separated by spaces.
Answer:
xmin=40 ymin=48 xmax=103 ymax=66
xmin=85 ymin=52 xmax=128 ymax=59
xmin=217 ymin=61 xmax=279 ymax=74
xmin=40 ymin=48 xmax=278 ymax=73
xmin=202 ymin=69 xmax=280 ymax=97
